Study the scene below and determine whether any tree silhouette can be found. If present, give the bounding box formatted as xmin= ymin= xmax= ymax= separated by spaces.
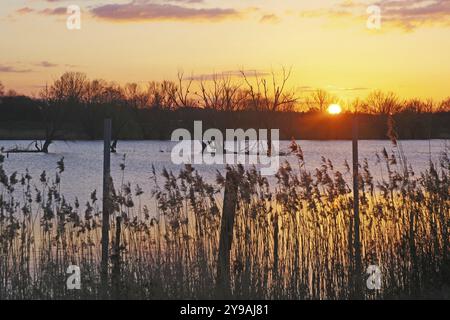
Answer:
xmin=364 ymin=90 xmax=401 ymax=115
xmin=304 ymin=89 xmax=338 ymax=113
xmin=241 ymin=67 xmax=297 ymax=155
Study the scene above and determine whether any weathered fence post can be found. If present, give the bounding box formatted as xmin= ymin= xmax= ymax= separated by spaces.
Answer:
xmin=101 ymin=118 xmax=112 ymax=298
xmin=352 ymin=112 xmax=362 ymax=299
xmin=112 ymin=216 xmax=122 ymax=299
xmin=216 ymin=171 xmax=238 ymax=298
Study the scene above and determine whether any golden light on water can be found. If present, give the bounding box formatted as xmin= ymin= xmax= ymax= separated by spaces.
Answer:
xmin=327 ymin=104 xmax=342 ymax=115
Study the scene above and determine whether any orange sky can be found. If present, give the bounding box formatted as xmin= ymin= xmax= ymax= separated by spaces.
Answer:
xmin=1 ymin=0 xmax=449 ymax=101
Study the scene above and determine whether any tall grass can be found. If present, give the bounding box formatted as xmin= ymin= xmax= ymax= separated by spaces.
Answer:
xmin=0 ymin=144 xmax=448 ymax=300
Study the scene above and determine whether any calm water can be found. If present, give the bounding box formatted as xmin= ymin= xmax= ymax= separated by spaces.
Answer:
xmin=1 ymin=140 xmax=448 ymax=207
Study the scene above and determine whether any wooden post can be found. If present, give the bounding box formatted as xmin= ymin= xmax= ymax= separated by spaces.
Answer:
xmin=112 ymin=216 xmax=122 ymax=299
xmin=352 ymin=112 xmax=362 ymax=299
xmin=101 ymin=118 xmax=112 ymax=298
xmin=216 ymin=171 xmax=238 ymax=298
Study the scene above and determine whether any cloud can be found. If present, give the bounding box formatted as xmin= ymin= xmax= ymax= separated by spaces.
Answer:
xmin=35 ymin=61 xmax=58 ymax=68
xmin=14 ymin=5 xmax=67 ymax=16
xmin=297 ymin=85 xmax=370 ymax=93
xmin=260 ymin=14 xmax=281 ymax=24
xmin=376 ymin=0 xmax=450 ymax=30
xmin=39 ymin=7 xmax=67 ymax=16
xmin=187 ymin=70 xmax=271 ymax=81
xmin=166 ymin=0 xmax=205 ymax=3
xmin=328 ymin=86 xmax=370 ymax=92
xmin=90 ymin=0 xmax=242 ymax=22
xmin=0 ymin=65 xmax=33 ymax=73
xmin=297 ymin=86 xmax=315 ymax=92
xmin=0 ymin=61 xmax=59 ymax=74
xmin=16 ymin=7 xmax=35 ymax=15
xmin=42 ymin=0 xmax=86 ymax=2
xmin=65 ymin=63 xmax=81 ymax=68
xmin=300 ymin=0 xmax=450 ymax=31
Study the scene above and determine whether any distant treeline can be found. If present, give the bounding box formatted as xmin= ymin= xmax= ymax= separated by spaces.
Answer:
xmin=0 ymin=72 xmax=449 ymax=149
xmin=1 ymin=102 xmax=449 ymax=141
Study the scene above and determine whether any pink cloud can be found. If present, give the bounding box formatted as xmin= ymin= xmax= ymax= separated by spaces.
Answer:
xmin=90 ymin=0 xmax=242 ymax=22
xmin=300 ymin=0 xmax=450 ymax=31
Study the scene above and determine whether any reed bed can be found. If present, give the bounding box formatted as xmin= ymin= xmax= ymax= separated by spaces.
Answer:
xmin=0 ymin=142 xmax=448 ymax=300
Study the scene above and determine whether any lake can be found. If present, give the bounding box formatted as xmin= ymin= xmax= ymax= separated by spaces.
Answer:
xmin=0 ymin=140 xmax=448 ymax=207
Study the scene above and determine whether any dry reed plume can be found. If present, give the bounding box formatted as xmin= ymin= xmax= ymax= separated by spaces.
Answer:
xmin=0 ymin=142 xmax=448 ymax=300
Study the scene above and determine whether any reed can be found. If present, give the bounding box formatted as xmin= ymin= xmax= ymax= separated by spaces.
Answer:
xmin=0 ymin=143 xmax=448 ymax=300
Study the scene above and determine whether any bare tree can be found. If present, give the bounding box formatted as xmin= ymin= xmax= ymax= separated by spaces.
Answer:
xmin=424 ymin=99 xmax=435 ymax=113
xmin=241 ymin=67 xmax=296 ymax=112
xmin=162 ymin=81 xmax=180 ymax=109
xmin=240 ymin=70 xmax=263 ymax=111
xmin=221 ymin=78 xmax=245 ymax=111
xmin=304 ymin=89 xmax=338 ymax=112
xmin=146 ymin=81 xmax=168 ymax=109
xmin=364 ymin=90 xmax=401 ymax=114
xmin=240 ymin=67 xmax=297 ymax=155
xmin=5 ymin=89 xmax=18 ymax=97
xmin=402 ymin=98 xmax=434 ymax=114
xmin=50 ymin=72 xmax=87 ymax=106
xmin=438 ymin=97 xmax=450 ymax=112
xmin=124 ymin=83 xmax=148 ymax=109
xmin=3 ymin=73 xmax=87 ymax=153
xmin=31 ymin=72 xmax=87 ymax=153
xmin=128 ymin=81 xmax=178 ymax=139
xmin=171 ymin=71 xmax=195 ymax=108
xmin=84 ymin=79 xmax=108 ymax=104
xmin=80 ymin=79 xmax=109 ymax=139
xmin=198 ymin=73 xmax=224 ymax=110
xmin=196 ymin=73 xmax=243 ymax=111
xmin=36 ymin=85 xmax=64 ymax=153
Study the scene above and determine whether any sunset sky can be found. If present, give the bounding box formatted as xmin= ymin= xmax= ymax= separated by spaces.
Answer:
xmin=1 ymin=0 xmax=449 ymax=101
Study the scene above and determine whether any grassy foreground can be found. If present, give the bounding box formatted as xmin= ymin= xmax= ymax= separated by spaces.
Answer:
xmin=0 ymin=142 xmax=449 ymax=300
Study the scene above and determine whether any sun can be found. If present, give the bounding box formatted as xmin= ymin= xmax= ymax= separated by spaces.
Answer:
xmin=327 ymin=104 xmax=342 ymax=115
